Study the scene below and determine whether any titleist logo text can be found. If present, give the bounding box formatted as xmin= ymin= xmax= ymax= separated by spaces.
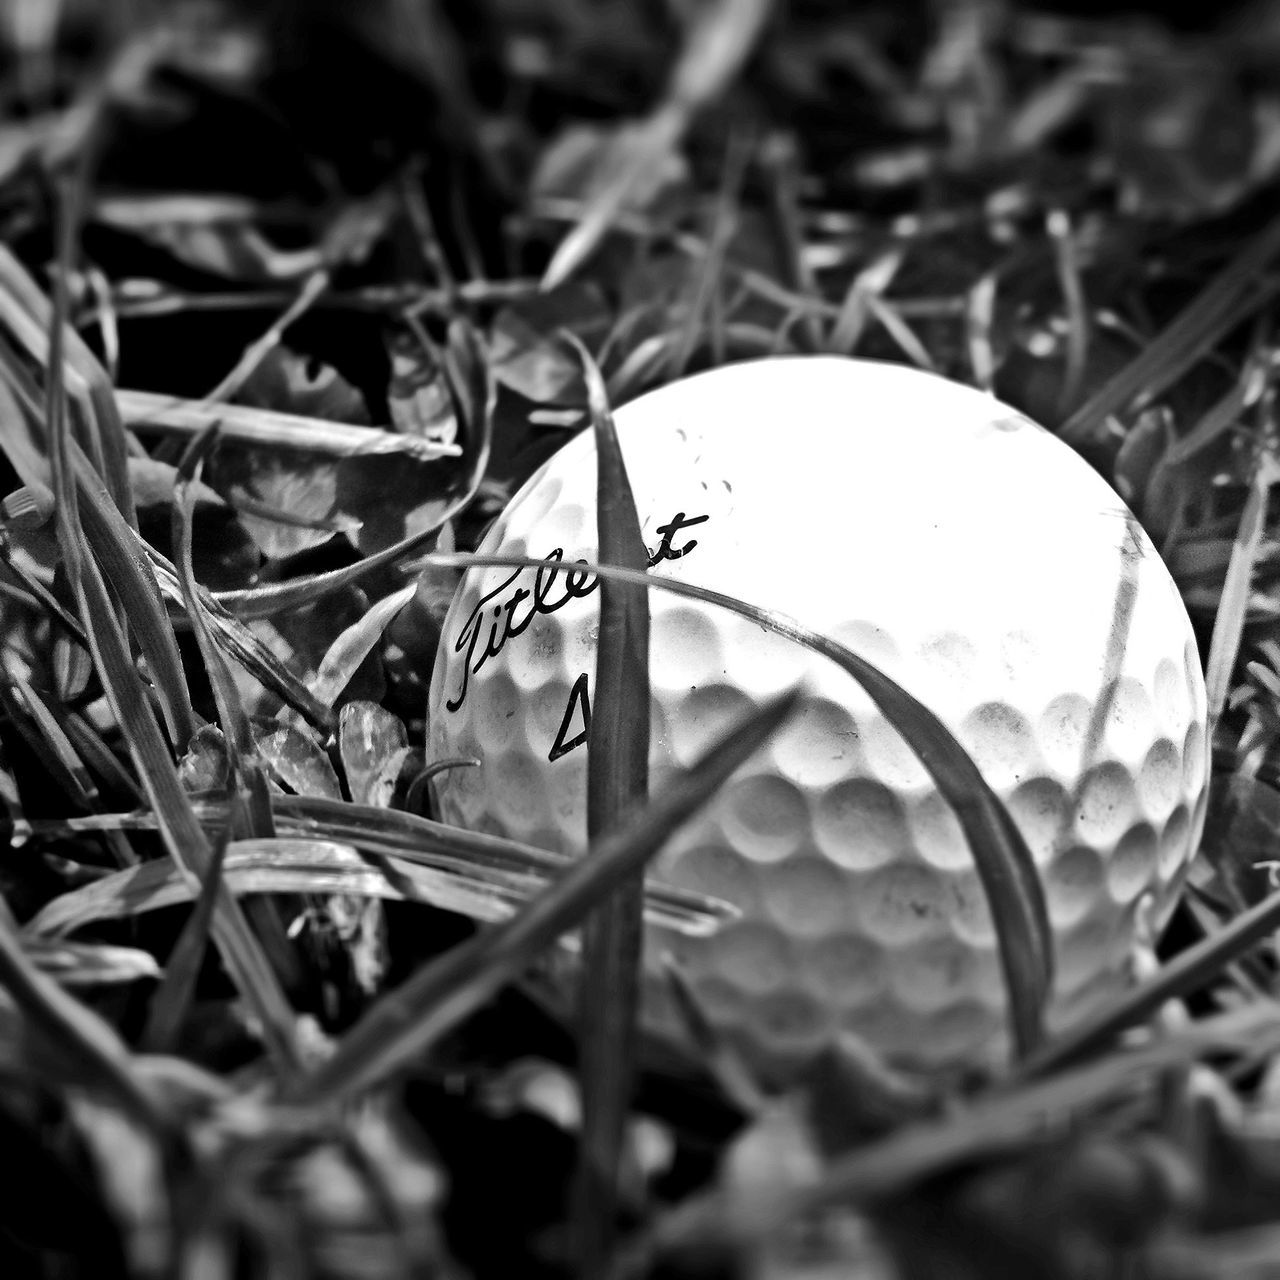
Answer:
xmin=444 ymin=511 xmax=708 ymax=712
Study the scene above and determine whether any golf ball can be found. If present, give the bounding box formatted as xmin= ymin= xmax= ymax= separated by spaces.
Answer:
xmin=427 ymin=356 xmax=1210 ymax=1079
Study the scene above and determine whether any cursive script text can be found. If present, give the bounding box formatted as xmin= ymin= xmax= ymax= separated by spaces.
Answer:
xmin=444 ymin=511 xmax=708 ymax=712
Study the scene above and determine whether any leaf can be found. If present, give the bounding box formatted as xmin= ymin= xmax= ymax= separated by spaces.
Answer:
xmin=177 ymin=725 xmax=231 ymax=793
xmin=236 ymin=343 xmax=372 ymax=426
xmin=229 ymin=586 xmax=380 ymax=721
xmin=387 ymin=329 xmax=457 ymax=443
xmin=252 ymin=719 xmax=343 ymax=800
xmin=489 ymin=285 xmax=609 ymax=405
xmin=309 ymin=582 xmax=416 ymax=708
xmin=338 ymin=702 xmax=411 ymax=809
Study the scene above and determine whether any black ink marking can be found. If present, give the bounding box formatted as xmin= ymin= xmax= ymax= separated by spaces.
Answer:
xmin=649 ymin=512 xmax=708 ymax=564
xmin=550 ymin=672 xmax=591 ymax=761
xmin=444 ymin=510 xmax=708 ymax=712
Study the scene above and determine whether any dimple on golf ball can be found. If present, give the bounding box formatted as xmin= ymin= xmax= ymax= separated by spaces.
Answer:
xmin=426 ymin=356 xmax=1210 ymax=1079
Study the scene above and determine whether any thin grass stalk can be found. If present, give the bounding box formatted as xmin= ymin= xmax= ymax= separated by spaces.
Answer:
xmin=569 ymin=336 xmax=652 ymax=1277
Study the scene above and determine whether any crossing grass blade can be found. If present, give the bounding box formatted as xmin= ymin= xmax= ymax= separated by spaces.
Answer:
xmin=282 ymin=691 xmax=799 ymax=1107
xmin=563 ymin=333 xmax=652 ymax=1277
xmin=425 ymin=550 xmax=1055 ymax=1063
xmin=19 ymin=796 xmax=737 ymax=938
xmin=1057 ymin=213 xmax=1280 ymax=446
xmin=172 ymin=426 xmax=304 ymax=995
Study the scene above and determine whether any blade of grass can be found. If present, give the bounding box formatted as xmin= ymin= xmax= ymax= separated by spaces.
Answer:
xmin=0 ymin=899 xmax=174 ymax=1143
xmin=566 ymin=335 xmax=652 ymax=1278
xmin=116 ymin=389 xmax=460 ymax=460
xmin=145 ymin=547 xmax=336 ymax=733
xmin=307 ymin=583 xmax=417 ymax=707
xmin=0 ymin=672 xmax=138 ymax=866
xmin=1163 ymin=329 xmax=1280 ymax=466
xmin=0 ymin=342 xmax=199 ymax=747
xmin=173 ymin=426 xmax=303 ymax=995
xmin=139 ymin=816 xmax=232 ymax=1055
xmin=541 ymin=0 xmax=774 ymax=289
xmin=26 ymin=839 xmax=541 ymax=936
xmin=1058 ymin=214 xmax=1280 ymax=445
xmin=1016 ymin=879 xmax=1280 ymax=1078
xmin=282 ymin=691 xmax=799 ymax=1107
xmin=68 ymin=450 xmax=303 ymax=1072
xmin=426 ymin=549 xmax=1054 ymax=1061
xmin=1205 ymin=448 xmax=1280 ymax=736
xmin=34 ymin=248 xmax=301 ymax=1073
xmin=24 ymin=811 xmax=736 ymax=940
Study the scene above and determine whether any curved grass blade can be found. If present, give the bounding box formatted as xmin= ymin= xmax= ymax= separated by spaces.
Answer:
xmin=309 ymin=583 xmax=417 ymax=707
xmin=173 ymin=427 xmax=276 ymax=835
xmin=40 ymin=345 xmax=301 ymax=1071
xmin=282 ymin=691 xmax=799 ymax=1108
xmin=147 ymin=549 xmax=336 ymax=733
xmin=173 ymin=427 xmax=302 ymax=994
xmin=19 ymin=796 xmax=737 ymax=938
xmin=426 ymin=550 xmax=1055 ymax=1062
xmin=564 ymin=333 xmax=652 ymax=1277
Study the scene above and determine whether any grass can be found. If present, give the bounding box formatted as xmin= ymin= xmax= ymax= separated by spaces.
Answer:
xmin=1 ymin=1 xmax=1280 ymax=1277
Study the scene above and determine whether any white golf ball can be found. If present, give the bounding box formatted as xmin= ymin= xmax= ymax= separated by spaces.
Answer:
xmin=427 ymin=357 xmax=1210 ymax=1079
